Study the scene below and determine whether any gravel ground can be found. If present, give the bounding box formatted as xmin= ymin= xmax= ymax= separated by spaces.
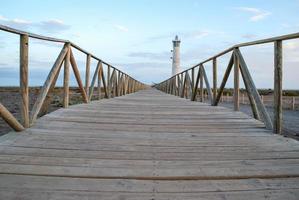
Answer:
xmin=0 ymin=87 xmax=87 ymax=136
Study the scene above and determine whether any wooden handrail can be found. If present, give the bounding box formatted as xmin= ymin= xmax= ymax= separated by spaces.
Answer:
xmin=0 ymin=25 xmax=147 ymax=132
xmin=155 ymin=32 xmax=298 ymax=135
xmin=0 ymin=24 xmax=140 ymax=82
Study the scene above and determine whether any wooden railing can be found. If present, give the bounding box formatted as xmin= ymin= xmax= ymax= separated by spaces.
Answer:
xmin=0 ymin=25 xmax=147 ymax=132
xmin=155 ymin=32 xmax=299 ymax=134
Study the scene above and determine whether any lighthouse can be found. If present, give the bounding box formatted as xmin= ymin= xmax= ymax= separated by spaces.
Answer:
xmin=171 ymin=35 xmax=181 ymax=76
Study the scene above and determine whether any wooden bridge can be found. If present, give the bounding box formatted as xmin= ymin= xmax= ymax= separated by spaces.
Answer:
xmin=0 ymin=25 xmax=299 ymax=199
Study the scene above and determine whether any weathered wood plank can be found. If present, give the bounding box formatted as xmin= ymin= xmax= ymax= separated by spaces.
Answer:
xmin=0 ymin=88 xmax=298 ymax=199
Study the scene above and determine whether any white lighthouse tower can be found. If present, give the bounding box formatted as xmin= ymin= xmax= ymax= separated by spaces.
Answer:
xmin=171 ymin=35 xmax=181 ymax=76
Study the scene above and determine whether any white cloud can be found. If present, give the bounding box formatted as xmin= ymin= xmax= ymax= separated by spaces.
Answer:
xmin=11 ymin=18 xmax=31 ymax=25
xmin=128 ymin=52 xmax=170 ymax=60
xmin=235 ymin=7 xmax=271 ymax=22
xmin=0 ymin=15 xmax=33 ymax=29
xmin=38 ymin=19 xmax=70 ymax=33
xmin=0 ymin=15 xmax=70 ymax=33
xmin=149 ymin=30 xmax=211 ymax=42
xmin=114 ymin=24 xmax=129 ymax=32
xmin=242 ymin=33 xmax=257 ymax=39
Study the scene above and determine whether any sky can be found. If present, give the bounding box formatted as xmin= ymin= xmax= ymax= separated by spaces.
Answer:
xmin=0 ymin=0 xmax=299 ymax=89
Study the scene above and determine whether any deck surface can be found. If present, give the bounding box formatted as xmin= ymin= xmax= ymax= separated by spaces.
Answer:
xmin=0 ymin=88 xmax=299 ymax=199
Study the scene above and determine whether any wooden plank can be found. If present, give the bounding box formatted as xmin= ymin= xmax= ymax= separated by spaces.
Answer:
xmin=1 ymin=88 xmax=298 ymax=199
xmin=20 ymin=34 xmax=29 ymax=128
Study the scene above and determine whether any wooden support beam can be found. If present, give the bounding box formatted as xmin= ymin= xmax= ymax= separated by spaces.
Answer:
xmin=186 ymin=72 xmax=192 ymax=99
xmin=191 ymin=68 xmax=195 ymax=89
xmin=235 ymin=48 xmax=273 ymax=130
xmin=30 ymin=44 xmax=68 ymax=124
xmin=273 ymin=40 xmax=283 ymax=134
xmin=234 ymin=49 xmax=240 ymax=111
xmin=177 ymin=75 xmax=181 ymax=96
xmin=85 ymin=54 xmax=91 ymax=100
xmin=191 ymin=66 xmax=200 ymax=101
xmin=109 ymin=69 xmax=116 ymax=97
xmin=63 ymin=43 xmax=70 ymax=108
xmin=88 ymin=61 xmax=101 ymax=101
xmin=181 ymin=73 xmax=187 ymax=98
xmin=0 ymin=103 xmax=24 ymax=132
xmin=39 ymin=63 xmax=62 ymax=116
xmin=98 ymin=62 xmax=103 ymax=100
xmin=200 ymin=66 xmax=204 ymax=102
xmin=20 ymin=34 xmax=29 ymax=128
xmin=239 ymin=62 xmax=260 ymax=120
xmin=201 ymin=66 xmax=213 ymax=104
xmin=100 ymin=67 xmax=108 ymax=98
xmin=69 ymin=49 xmax=88 ymax=103
xmin=213 ymin=54 xmax=234 ymax=106
xmin=213 ymin=57 xmax=217 ymax=103
xmin=107 ymin=66 xmax=111 ymax=98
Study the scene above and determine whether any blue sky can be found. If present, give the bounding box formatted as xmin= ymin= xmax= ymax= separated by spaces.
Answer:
xmin=0 ymin=0 xmax=299 ymax=88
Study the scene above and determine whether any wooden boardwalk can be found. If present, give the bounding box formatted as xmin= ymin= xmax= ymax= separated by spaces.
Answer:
xmin=0 ymin=88 xmax=299 ymax=199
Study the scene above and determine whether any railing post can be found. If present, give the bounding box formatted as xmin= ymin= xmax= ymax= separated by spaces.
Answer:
xmin=200 ymin=66 xmax=204 ymax=102
xmin=98 ymin=62 xmax=102 ymax=100
xmin=233 ymin=48 xmax=240 ymax=111
xmin=177 ymin=75 xmax=180 ymax=96
xmin=20 ymin=34 xmax=29 ymax=128
xmin=85 ymin=54 xmax=91 ymax=101
xmin=191 ymin=68 xmax=195 ymax=90
xmin=213 ymin=57 xmax=217 ymax=103
xmin=63 ymin=43 xmax=70 ymax=108
xmin=107 ymin=65 xmax=111 ymax=98
xmin=274 ymin=40 xmax=282 ymax=134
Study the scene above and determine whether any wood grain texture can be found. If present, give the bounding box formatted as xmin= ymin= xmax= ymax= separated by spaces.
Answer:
xmin=0 ymin=103 xmax=24 ymax=131
xmin=63 ymin=43 xmax=70 ymax=108
xmin=69 ymin=49 xmax=88 ymax=103
xmin=30 ymin=44 xmax=68 ymax=124
xmin=85 ymin=54 xmax=91 ymax=99
xmin=274 ymin=40 xmax=283 ymax=134
xmin=0 ymin=88 xmax=298 ymax=199
xmin=234 ymin=49 xmax=240 ymax=111
xmin=20 ymin=34 xmax=29 ymax=128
